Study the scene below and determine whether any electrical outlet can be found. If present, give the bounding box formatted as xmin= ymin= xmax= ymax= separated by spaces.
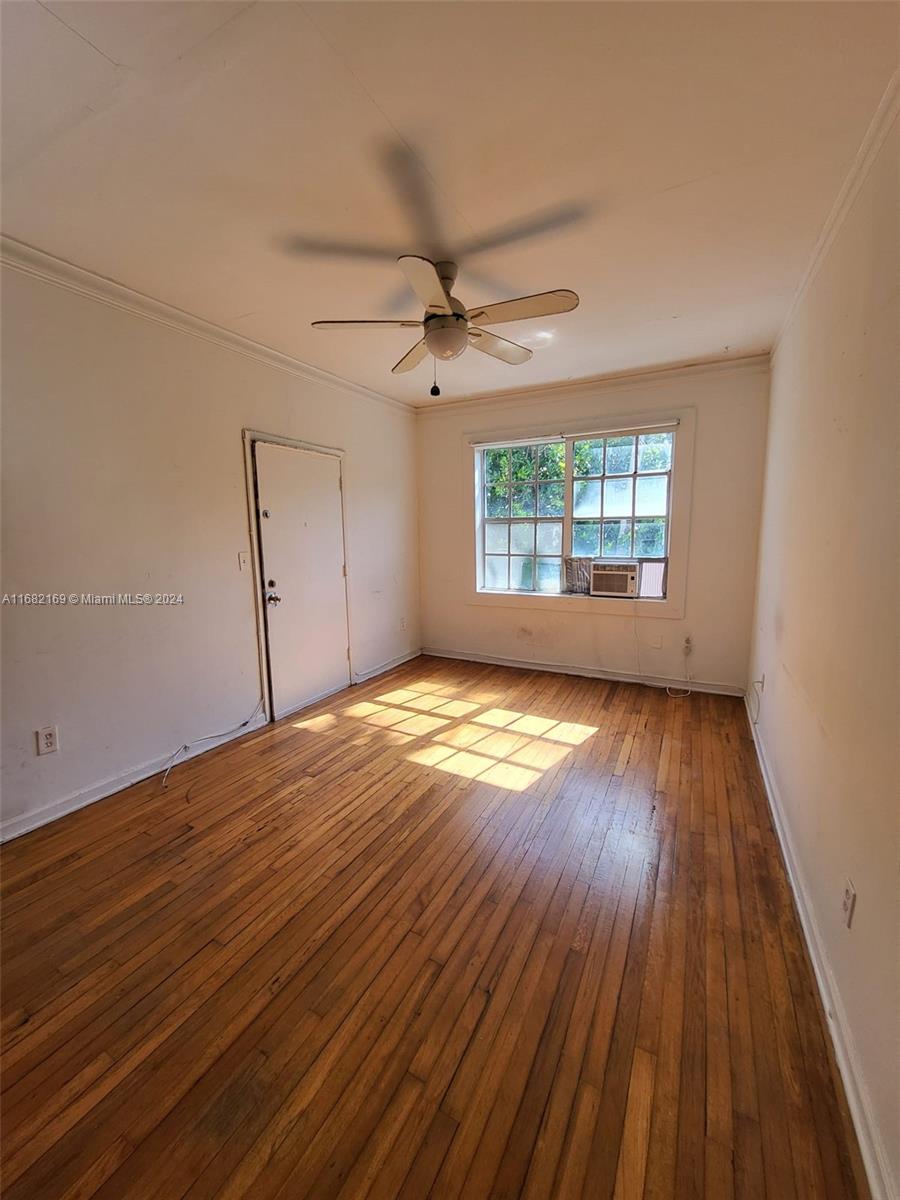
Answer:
xmin=400 ymin=616 xmax=408 ymax=631
xmin=683 ymin=636 xmax=693 ymax=655
xmin=649 ymin=635 xmax=662 ymax=650
xmin=842 ymin=879 xmax=857 ymax=929
xmin=37 ymin=725 xmax=59 ymax=755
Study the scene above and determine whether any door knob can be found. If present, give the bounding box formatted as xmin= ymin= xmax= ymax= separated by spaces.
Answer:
xmin=266 ymin=592 xmax=282 ymax=606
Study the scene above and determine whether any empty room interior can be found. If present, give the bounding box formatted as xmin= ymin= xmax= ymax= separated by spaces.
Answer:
xmin=1 ymin=3 xmax=898 ymax=1198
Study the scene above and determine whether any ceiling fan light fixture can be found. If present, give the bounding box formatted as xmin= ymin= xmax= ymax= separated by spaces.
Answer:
xmin=424 ymin=314 xmax=469 ymax=360
xmin=311 ymin=256 xmax=579 ymax=377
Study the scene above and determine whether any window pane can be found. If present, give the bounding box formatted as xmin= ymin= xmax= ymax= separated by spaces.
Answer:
xmin=510 ymin=556 xmax=534 ymax=590
xmin=572 ymin=521 xmax=600 ymax=556
xmin=637 ymin=432 xmax=673 ymax=472
xmin=605 ymin=436 xmax=635 ymax=474
xmin=635 ymin=517 xmax=667 ymax=557
xmin=485 ymin=485 xmax=510 ymax=517
xmin=511 ymin=483 xmax=535 ymax=516
xmin=510 ymin=522 xmax=535 ymax=554
xmin=484 ymin=448 xmax=509 ymax=483
xmin=602 ymin=519 xmax=633 ymax=557
xmin=536 ymin=558 xmax=562 ymax=592
xmin=511 ymin=446 xmax=536 ymax=481
xmin=485 ymin=555 xmax=508 ymax=588
xmin=538 ymin=481 xmax=565 ymax=517
xmin=603 ymin=477 xmax=633 ymax=517
xmin=573 ymin=438 xmax=604 ymax=476
xmin=536 ymin=522 xmax=562 ymax=554
xmin=635 ymin=474 xmax=668 ymax=516
xmin=573 ymin=479 xmax=602 ymax=517
xmin=484 ymin=523 xmax=509 ymax=553
xmin=538 ymin=443 xmax=565 ymax=480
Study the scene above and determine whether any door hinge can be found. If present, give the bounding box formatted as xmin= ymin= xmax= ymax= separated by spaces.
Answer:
xmin=342 ymin=563 xmax=347 ymax=577
xmin=347 ymin=646 xmax=351 ymax=660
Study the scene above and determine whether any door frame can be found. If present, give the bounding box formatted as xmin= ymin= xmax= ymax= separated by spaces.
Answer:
xmin=242 ymin=429 xmax=354 ymax=722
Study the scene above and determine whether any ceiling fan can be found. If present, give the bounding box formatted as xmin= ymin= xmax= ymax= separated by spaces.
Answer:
xmin=311 ymin=256 xmax=579 ymax=376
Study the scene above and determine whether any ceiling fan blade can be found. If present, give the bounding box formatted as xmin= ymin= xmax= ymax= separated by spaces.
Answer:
xmin=392 ymin=338 xmax=429 ymax=374
xmin=467 ymin=329 xmax=533 ymax=365
xmin=380 ymin=141 xmax=450 ymax=262
xmin=280 ymin=235 xmax=405 ymax=262
xmin=312 ymin=319 xmax=422 ymax=330
xmin=456 ymin=203 xmax=588 ymax=258
xmin=397 ymin=256 xmax=452 ymax=315
xmin=466 ymin=290 xmax=579 ymax=327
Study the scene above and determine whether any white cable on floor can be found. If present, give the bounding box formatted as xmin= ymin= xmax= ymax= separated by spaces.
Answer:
xmin=666 ymin=639 xmax=692 ymax=699
xmin=159 ymin=697 xmax=265 ymax=789
xmin=633 ymin=602 xmax=691 ymax=698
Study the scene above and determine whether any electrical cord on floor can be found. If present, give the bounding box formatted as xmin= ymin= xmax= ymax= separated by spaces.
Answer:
xmin=633 ymin=604 xmax=692 ymax=698
xmin=666 ymin=638 xmax=692 ymax=699
xmin=159 ymin=697 xmax=265 ymax=790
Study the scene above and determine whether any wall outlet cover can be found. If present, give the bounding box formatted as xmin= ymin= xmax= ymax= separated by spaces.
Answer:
xmin=37 ymin=725 xmax=59 ymax=755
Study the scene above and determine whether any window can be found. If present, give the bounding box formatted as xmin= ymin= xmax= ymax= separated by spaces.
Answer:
xmin=477 ymin=428 xmax=674 ymax=598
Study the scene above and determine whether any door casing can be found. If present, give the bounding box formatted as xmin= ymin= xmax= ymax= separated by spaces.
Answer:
xmin=242 ymin=429 xmax=354 ymax=722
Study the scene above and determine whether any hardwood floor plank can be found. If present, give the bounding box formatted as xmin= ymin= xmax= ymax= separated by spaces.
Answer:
xmin=0 ymin=658 xmax=869 ymax=1200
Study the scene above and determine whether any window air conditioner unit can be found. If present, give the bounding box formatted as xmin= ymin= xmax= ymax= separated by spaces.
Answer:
xmin=590 ymin=560 xmax=639 ymax=597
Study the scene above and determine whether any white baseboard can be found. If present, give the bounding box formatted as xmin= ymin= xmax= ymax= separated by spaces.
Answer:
xmin=745 ymin=701 xmax=896 ymax=1200
xmin=352 ymin=649 xmax=421 ymax=683
xmin=0 ymin=714 xmax=269 ymax=844
xmin=420 ymin=646 xmax=743 ymax=696
xmin=0 ymin=655 xmax=423 ymax=843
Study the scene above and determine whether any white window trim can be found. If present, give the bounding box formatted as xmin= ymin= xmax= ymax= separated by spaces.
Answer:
xmin=464 ymin=408 xmax=696 ymax=619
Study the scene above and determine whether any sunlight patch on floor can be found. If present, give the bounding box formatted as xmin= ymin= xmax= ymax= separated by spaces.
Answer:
xmin=292 ymin=713 xmax=338 ymax=732
xmin=431 ymin=699 xmax=480 ymax=718
xmin=434 ymin=723 xmax=494 ymax=749
xmin=375 ymin=689 xmax=422 ymax=704
xmin=407 ymin=744 xmax=458 ymax=767
xmin=541 ymin=721 xmax=596 ymax=745
xmin=477 ymin=761 xmax=542 ymax=790
xmin=403 ymin=694 xmax=451 ymax=712
xmin=472 ymin=708 xmax=525 ymax=729
xmin=294 ymin=685 xmax=599 ymax=793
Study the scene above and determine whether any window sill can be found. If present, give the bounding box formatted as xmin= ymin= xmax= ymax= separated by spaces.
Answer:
xmin=469 ymin=588 xmax=684 ymax=619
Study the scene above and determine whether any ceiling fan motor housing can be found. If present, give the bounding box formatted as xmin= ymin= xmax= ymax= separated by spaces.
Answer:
xmin=424 ymin=295 xmax=469 ymax=360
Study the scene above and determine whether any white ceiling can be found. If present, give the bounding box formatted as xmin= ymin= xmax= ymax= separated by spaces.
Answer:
xmin=2 ymin=2 xmax=897 ymax=407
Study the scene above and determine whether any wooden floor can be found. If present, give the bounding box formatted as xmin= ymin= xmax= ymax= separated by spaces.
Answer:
xmin=1 ymin=657 xmax=867 ymax=1200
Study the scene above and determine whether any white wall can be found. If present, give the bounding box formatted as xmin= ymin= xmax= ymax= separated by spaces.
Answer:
xmin=749 ymin=108 xmax=899 ymax=1197
xmin=417 ymin=360 xmax=769 ymax=692
xmin=0 ymin=264 xmax=420 ymax=838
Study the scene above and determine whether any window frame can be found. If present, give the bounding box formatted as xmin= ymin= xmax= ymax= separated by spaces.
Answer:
xmin=480 ymin=439 xmax=569 ymax=594
xmin=468 ymin=409 xmax=695 ymax=620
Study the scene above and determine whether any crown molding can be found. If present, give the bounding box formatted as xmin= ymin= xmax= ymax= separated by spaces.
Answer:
xmin=773 ymin=68 xmax=900 ymax=358
xmin=0 ymin=236 xmax=414 ymax=417
xmin=416 ymin=351 xmax=770 ymax=418
xmin=0 ymin=235 xmax=771 ymax=422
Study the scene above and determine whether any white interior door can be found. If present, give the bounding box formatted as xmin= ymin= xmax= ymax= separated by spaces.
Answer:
xmin=254 ymin=441 xmax=350 ymax=718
